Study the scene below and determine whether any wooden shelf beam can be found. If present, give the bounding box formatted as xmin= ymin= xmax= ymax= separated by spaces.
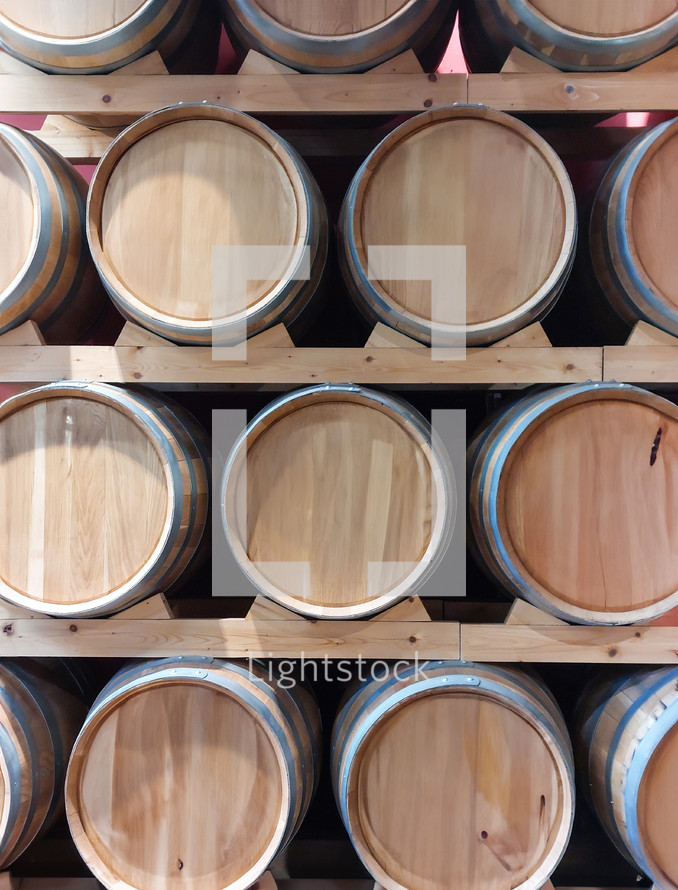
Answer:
xmin=0 ymin=615 xmax=674 ymax=662
xmin=0 ymin=345 xmax=602 ymax=386
xmin=0 ymin=73 xmax=467 ymax=116
xmin=468 ymin=71 xmax=678 ymax=112
xmin=2 ymin=72 xmax=678 ymax=118
xmin=461 ymin=624 xmax=678 ymax=664
xmin=604 ymin=345 xmax=678 ymax=384
xmin=0 ymin=618 xmax=461 ymax=660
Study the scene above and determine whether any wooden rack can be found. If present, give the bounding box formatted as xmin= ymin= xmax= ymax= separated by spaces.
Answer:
xmin=3 ymin=70 xmax=678 ymax=116
xmin=0 ymin=54 xmax=675 ymax=890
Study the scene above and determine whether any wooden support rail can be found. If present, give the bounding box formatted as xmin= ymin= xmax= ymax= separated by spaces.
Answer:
xmin=0 ymin=618 xmax=461 ymax=660
xmin=2 ymin=72 xmax=678 ymax=117
xmin=0 ymin=345 xmax=602 ymax=386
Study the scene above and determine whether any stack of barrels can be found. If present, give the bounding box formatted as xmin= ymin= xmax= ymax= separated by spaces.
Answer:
xmin=2 ymin=4 xmax=678 ymax=890
xmin=2 ymin=3 xmax=678 ymax=345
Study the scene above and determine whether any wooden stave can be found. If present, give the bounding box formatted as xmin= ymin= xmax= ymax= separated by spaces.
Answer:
xmin=87 ymin=103 xmax=328 ymax=347
xmin=331 ymin=659 xmax=575 ymax=890
xmin=468 ymin=382 xmax=678 ymax=625
xmin=590 ymin=117 xmax=678 ymax=338
xmin=338 ymin=104 xmax=577 ymax=348
xmin=0 ymin=382 xmax=209 ymax=617
xmin=575 ymin=667 xmax=678 ymax=888
xmin=459 ymin=0 xmax=678 ymax=72
xmin=65 ymin=656 xmax=321 ymax=890
xmin=0 ymin=660 xmax=86 ymax=868
xmin=218 ymin=0 xmax=458 ymax=73
xmin=221 ymin=383 xmax=455 ymax=619
xmin=0 ymin=0 xmax=203 ymax=75
xmin=0 ymin=125 xmax=105 ymax=344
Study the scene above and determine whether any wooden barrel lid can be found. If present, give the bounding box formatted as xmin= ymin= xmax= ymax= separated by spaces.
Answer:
xmin=0 ymin=135 xmax=36 ymax=296
xmin=71 ymin=682 xmax=283 ymax=890
xmin=354 ymin=692 xmax=564 ymax=890
xmin=223 ymin=386 xmax=452 ymax=617
xmin=0 ymin=390 xmax=169 ymax=608
xmin=342 ymin=107 xmax=575 ymax=344
xmin=253 ymin=0 xmax=412 ymax=36
xmin=499 ymin=391 xmax=678 ymax=616
xmin=527 ymin=0 xmax=677 ymax=37
xmin=638 ymin=721 xmax=678 ymax=887
xmin=89 ymin=105 xmax=312 ymax=344
xmin=0 ymin=0 xmax=147 ymax=39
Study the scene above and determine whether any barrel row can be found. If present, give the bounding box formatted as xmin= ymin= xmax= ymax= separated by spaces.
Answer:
xmin=1 ymin=657 xmax=676 ymax=890
xmin=2 ymin=1 xmax=678 ymax=75
xmin=3 ymin=379 xmax=678 ymax=625
xmin=6 ymin=103 xmax=678 ymax=347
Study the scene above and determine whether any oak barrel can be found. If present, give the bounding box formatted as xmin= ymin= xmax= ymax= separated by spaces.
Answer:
xmin=222 ymin=384 xmax=454 ymax=618
xmin=0 ymin=659 xmax=86 ymax=867
xmin=0 ymin=0 xmax=210 ymax=74
xmin=219 ymin=0 xmax=458 ymax=73
xmin=591 ymin=117 xmax=678 ymax=338
xmin=66 ymin=657 xmax=321 ymax=890
xmin=0 ymin=382 xmax=210 ymax=617
xmin=459 ymin=0 xmax=678 ymax=72
xmin=332 ymin=660 xmax=574 ymax=890
xmin=0 ymin=124 xmax=104 ymax=343
xmin=339 ymin=105 xmax=576 ymax=347
xmin=468 ymin=382 xmax=678 ymax=625
xmin=88 ymin=104 xmax=328 ymax=346
xmin=576 ymin=667 xmax=678 ymax=888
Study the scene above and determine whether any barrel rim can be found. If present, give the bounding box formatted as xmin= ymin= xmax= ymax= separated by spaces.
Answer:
xmin=87 ymin=102 xmax=312 ymax=343
xmin=0 ymin=126 xmax=44 ymax=310
xmin=225 ymin=0 xmax=426 ymax=44
xmin=341 ymin=104 xmax=577 ymax=345
xmin=333 ymin=662 xmax=574 ymax=890
xmin=220 ymin=0 xmax=455 ymax=72
xmin=624 ymin=682 xmax=678 ymax=887
xmin=221 ymin=383 xmax=455 ymax=618
xmin=505 ymin=0 xmax=678 ymax=46
xmin=615 ymin=117 xmax=678 ymax=330
xmin=0 ymin=381 xmax=183 ymax=617
xmin=65 ymin=662 xmax=294 ymax=890
xmin=0 ymin=0 xmax=159 ymax=48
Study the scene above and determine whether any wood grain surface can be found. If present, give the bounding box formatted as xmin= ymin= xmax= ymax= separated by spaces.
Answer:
xmin=0 ymin=0 xmax=145 ymax=38
xmin=0 ymin=138 xmax=34 ymax=294
xmin=0 ymin=345 xmax=603 ymax=386
xmin=0 ymin=397 xmax=167 ymax=605
xmin=529 ymin=0 xmax=677 ymax=36
xmin=223 ymin=387 xmax=451 ymax=617
xmin=357 ymin=694 xmax=562 ymax=890
xmin=77 ymin=684 xmax=281 ymax=890
xmin=254 ymin=0 xmax=410 ymax=35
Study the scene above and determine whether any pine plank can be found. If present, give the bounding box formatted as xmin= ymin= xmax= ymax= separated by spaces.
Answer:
xmin=625 ymin=321 xmax=678 ymax=347
xmin=0 ymin=618 xmax=461 ymax=659
xmin=604 ymin=345 xmax=678 ymax=382
xmin=490 ymin=322 xmax=552 ymax=348
xmin=461 ymin=625 xmax=678 ymax=664
xmin=0 ymin=73 xmax=468 ymax=115
xmin=109 ymin=594 xmax=173 ymax=620
xmin=505 ymin=600 xmax=566 ymax=626
xmin=500 ymin=47 xmax=559 ymax=74
xmin=365 ymin=323 xmax=424 ymax=348
xmin=0 ymin=345 xmax=603 ymax=385
xmin=371 ymin=596 xmax=431 ymax=622
xmin=246 ymin=596 xmax=306 ymax=621
xmin=115 ymin=322 xmax=178 ymax=348
xmin=468 ymin=72 xmax=678 ymax=112
xmin=0 ymin=321 xmax=45 ymax=346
